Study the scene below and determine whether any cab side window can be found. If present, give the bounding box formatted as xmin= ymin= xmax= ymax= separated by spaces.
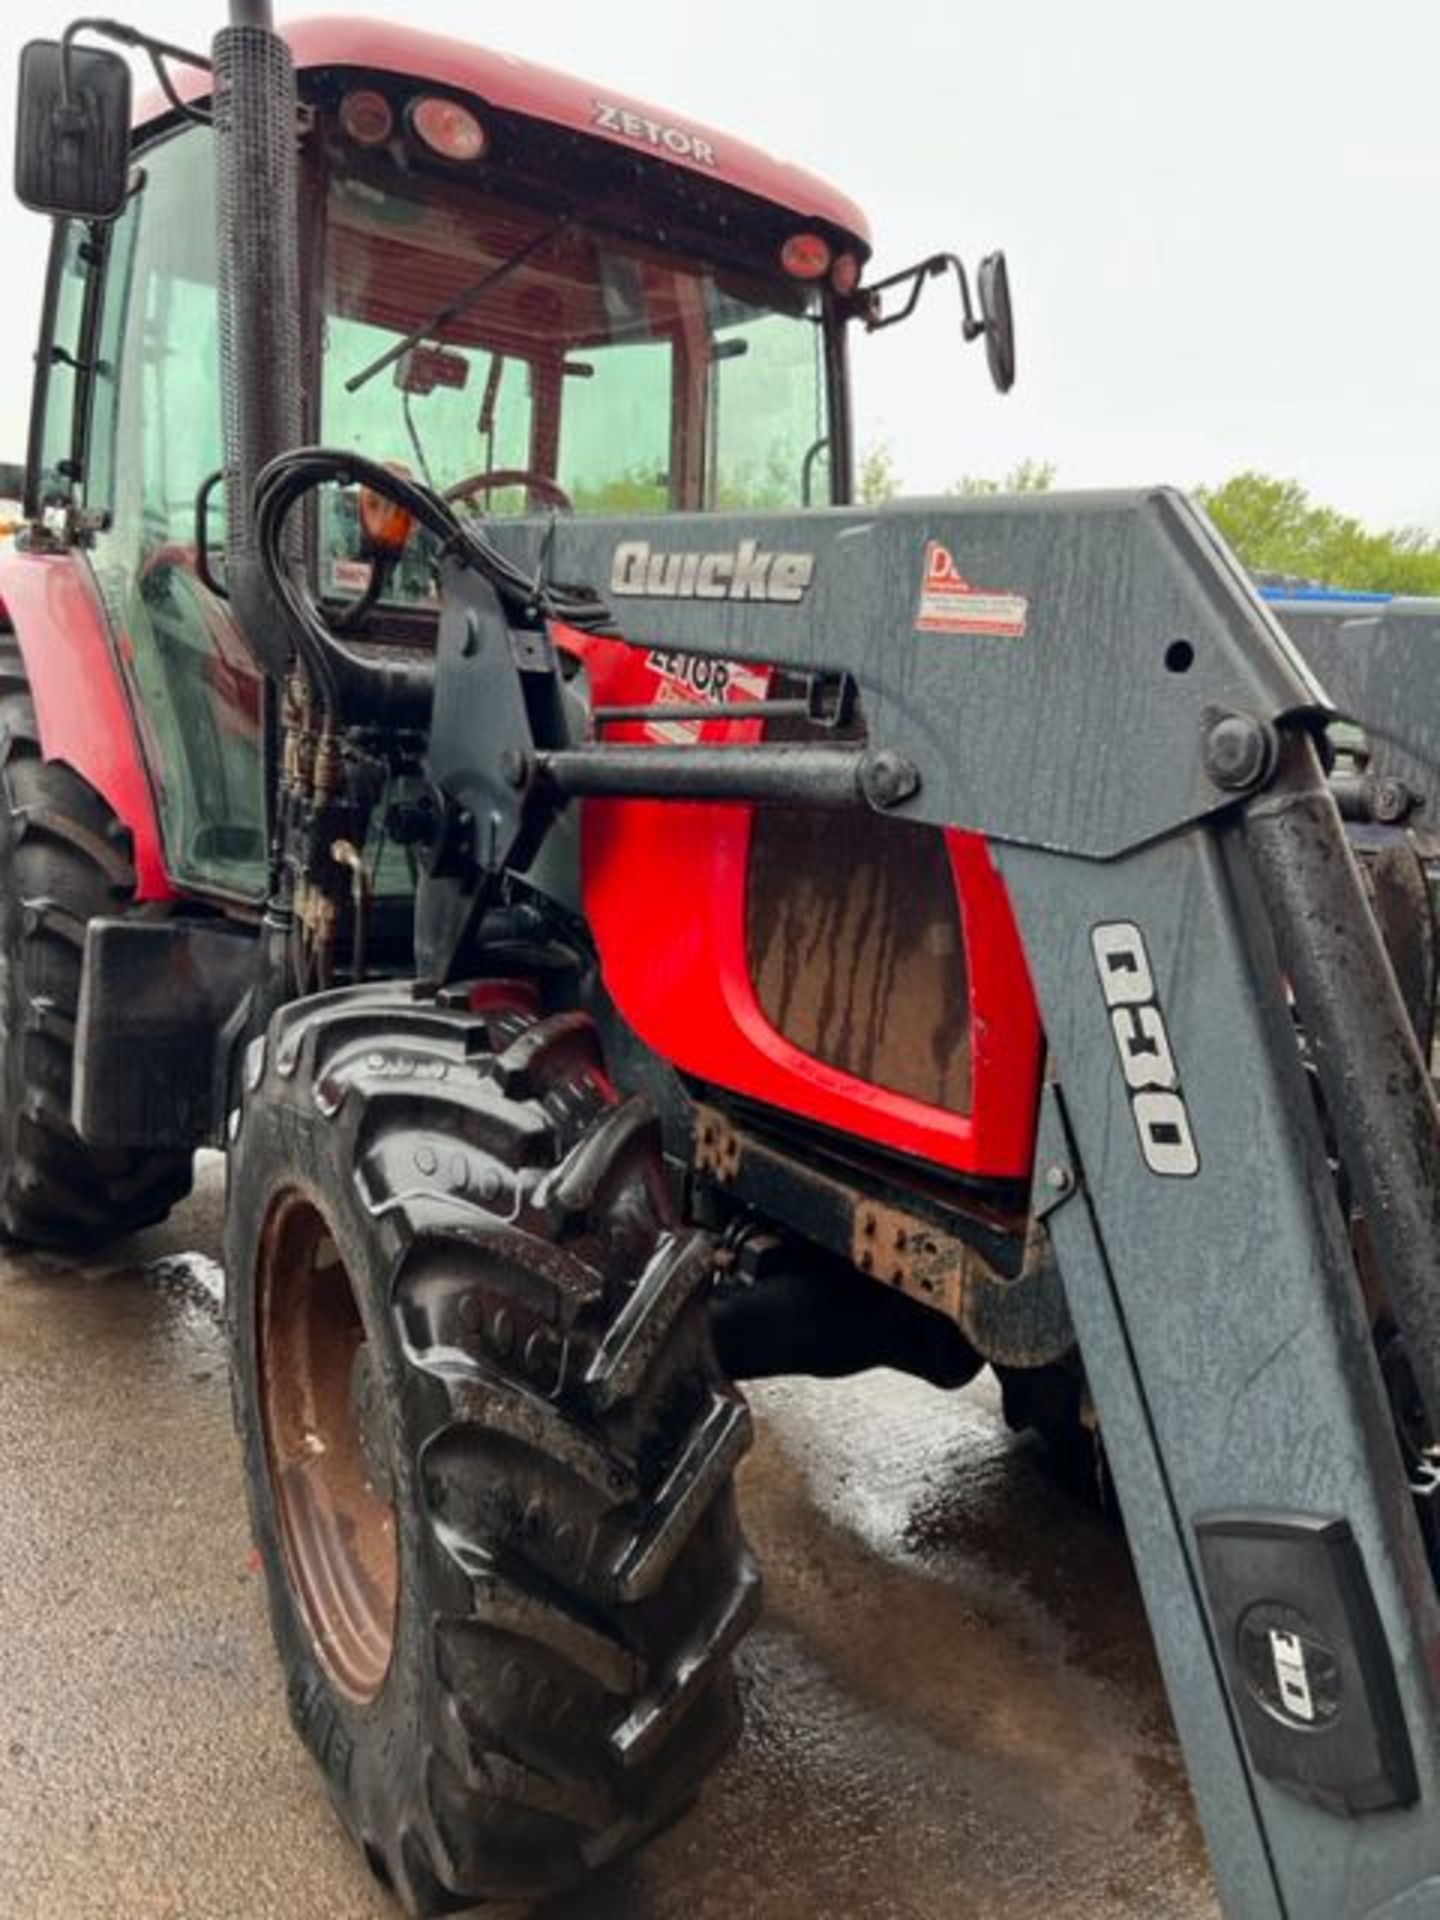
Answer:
xmin=28 ymin=222 xmax=92 ymax=517
xmin=87 ymin=126 xmax=265 ymax=897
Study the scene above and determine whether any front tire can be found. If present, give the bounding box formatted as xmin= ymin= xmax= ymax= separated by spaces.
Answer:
xmin=226 ymin=982 xmax=758 ymax=1915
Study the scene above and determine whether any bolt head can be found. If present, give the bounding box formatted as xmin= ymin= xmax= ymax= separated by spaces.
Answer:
xmin=861 ymin=750 xmax=920 ymax=812
xmin=1204 ymin=712 xmax=1273 ymax=793
xmin=1373 ymin=778 xmax=1411 ymax=824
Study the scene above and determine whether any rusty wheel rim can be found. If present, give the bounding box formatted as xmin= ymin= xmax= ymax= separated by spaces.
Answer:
xmin=257 ymin=1191 xmax=398 ymax=1703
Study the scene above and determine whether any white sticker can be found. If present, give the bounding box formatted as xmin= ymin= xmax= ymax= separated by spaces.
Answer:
xmin=915 ymin=540 xmax=1028 ymax=639
xmin=1269 ymin=1629 xmax=1316 ymax=1724
xmin=1092 ymin=921 xmax=1199 ymax=1178
xmin=1093 ymin=921 xmax=1156 ymax=1008
xmin=330 ymin=557 xmax=372 ymax=594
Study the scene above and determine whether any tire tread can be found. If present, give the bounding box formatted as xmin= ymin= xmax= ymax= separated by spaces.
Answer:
xmin=0 ymin=631 xmax=191 ymax=1246
xmin=230 ymin=986 xmax=755 ymax=1915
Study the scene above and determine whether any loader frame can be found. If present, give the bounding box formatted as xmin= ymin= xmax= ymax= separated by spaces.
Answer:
xmin=394 ymin=483 xmax=1440 ymax=1918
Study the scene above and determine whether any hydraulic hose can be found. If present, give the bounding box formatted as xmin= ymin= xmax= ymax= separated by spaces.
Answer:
xmin=253 ymin=448 xmax=614 ymax=724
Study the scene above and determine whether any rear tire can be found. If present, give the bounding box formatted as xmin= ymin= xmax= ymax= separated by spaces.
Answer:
xmin=226 ymin=982 xmax=758 ymax=1916
xmin=0 ymin=634 xmax=192 ymax=1246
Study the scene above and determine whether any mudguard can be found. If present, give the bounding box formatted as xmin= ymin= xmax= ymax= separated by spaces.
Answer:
xmin=0 ymin=546 xmax=173 ymax=901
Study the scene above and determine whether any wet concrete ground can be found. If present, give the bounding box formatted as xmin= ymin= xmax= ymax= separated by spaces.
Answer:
xmin=0 ymin=1156 xmax=1219 ymax=1919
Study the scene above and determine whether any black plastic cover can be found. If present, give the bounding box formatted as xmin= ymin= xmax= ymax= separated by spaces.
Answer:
xmin=74 ymin=918 xmax=256 ymax=1152
xmin=1196 ymin=1510 xmax=1416 ymax=1816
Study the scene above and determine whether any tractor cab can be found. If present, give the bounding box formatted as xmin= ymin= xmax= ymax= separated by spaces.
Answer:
xmin=23 ymin=19 xmax=1010 ymax=906
xmin=25 ymin=23 xmax=879 ymax=898
xmin=20 ymin=15 xmax=1029 ymax=1202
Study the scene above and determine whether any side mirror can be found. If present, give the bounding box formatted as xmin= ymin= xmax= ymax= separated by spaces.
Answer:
xmin=852 ymin=249 xmax=1017 ymax=395
xmin=15 ymin=39 xmax=132 ymax=222
xmin=977 ymin=252 xmax=1015 ymax=395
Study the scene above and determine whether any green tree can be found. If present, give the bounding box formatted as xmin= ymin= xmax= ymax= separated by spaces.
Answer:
xmin=947 ymin=458 xmax=1057 ymax=497
xmin=857 ymin=440 xmax=900 ymax=504
xmin=569 ymin=468 xmax=670 ymax=515
xmin=858 ymin=448 xmax=1058 ymax=503
xmin=1195 ymin=471 xmax=1440 ymax=595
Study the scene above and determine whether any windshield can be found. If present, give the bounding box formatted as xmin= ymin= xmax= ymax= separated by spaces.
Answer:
xmin=319 ymin=127 xmax=834 ymax=605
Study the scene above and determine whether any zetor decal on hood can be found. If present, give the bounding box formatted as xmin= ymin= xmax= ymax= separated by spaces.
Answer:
xmin=611 ymin=539 xmax=816 ymax=605
xmin=591 ymin=101 xmax=717 ymax=167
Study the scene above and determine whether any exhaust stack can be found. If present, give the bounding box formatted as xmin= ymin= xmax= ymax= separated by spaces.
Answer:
xmin=212 ymin=0 xmax=302 ymax=675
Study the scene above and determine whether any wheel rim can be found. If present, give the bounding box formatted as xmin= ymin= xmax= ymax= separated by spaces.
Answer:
xmin=257 ymin=1191 xmax=398 ymax=1702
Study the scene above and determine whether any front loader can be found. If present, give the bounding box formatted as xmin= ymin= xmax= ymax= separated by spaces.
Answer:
xmin=10 ymin=7 xmax=1440 ymax=1917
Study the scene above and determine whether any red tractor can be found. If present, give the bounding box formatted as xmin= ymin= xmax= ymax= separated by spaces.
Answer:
xmin=12 ymin=10 xmax=1440 ymax=1919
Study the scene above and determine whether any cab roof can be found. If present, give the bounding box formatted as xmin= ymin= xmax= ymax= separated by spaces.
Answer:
xmin=141 ymin=15 xmax=872 ymax=247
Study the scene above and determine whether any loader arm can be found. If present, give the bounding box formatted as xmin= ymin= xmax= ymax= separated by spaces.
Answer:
xmin=419 ymin=485 xmax=1440 ymax=1919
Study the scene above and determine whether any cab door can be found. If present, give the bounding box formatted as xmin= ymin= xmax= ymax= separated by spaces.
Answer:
xmin=85 ymin=124 xmax=265 ymax=900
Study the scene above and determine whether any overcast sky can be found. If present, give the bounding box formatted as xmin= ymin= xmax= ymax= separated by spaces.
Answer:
xmin=2 ymin=1 xmax=1437 ymax=527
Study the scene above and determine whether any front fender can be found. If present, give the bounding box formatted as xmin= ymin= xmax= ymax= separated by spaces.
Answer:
xmin=0 ymin=547 xmax=173 ymax=901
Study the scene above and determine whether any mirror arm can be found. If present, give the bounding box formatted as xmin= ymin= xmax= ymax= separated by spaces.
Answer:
xmin=856 ymin=253 xmax=947 ymax=331
xmin=922 ymin=253 xmax=986 ymax=341
xmin=854 ymin=251 xmax=987 ymax=341
xmin=955 ymin=284 xmax=985 ymax=343
xmin=143 ymin=45 xmax=213 ymax=127
xmin=59 ymin=19 xmax=212 ymax=110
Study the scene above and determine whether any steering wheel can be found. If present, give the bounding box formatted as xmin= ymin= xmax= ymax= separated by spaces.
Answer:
xmin=444 ymin=468 xmax=574 ymax=514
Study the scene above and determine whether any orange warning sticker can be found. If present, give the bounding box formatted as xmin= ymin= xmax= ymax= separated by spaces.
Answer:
xmin=915 ymin=541 xmax=1029 ymax=638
